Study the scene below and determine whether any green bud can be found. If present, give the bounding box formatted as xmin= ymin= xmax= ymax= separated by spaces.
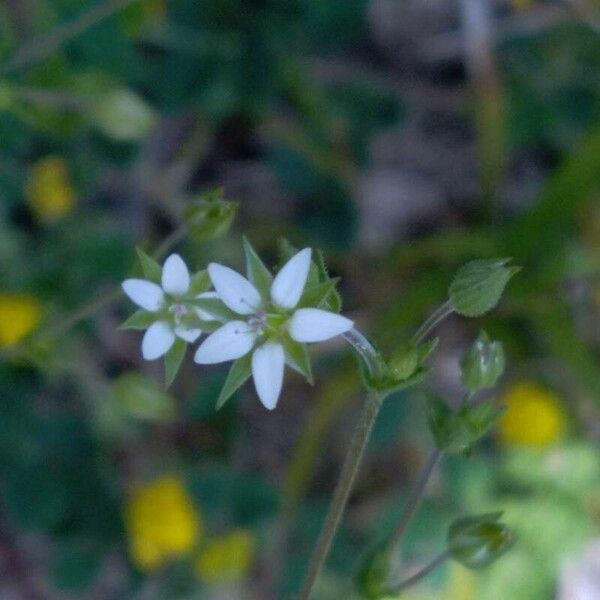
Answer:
xmin=112 ymin=372 xmax=174 ymax=422
xmin=89 ymin=88 xmax=156 ymax=141
xmin=449 ymin=258 xmax=520 ymax=317
xmin=355 ymin=545 xmax=394 ymax=599
xmin=448 ymin=512 xmax=516 ymax=569
xmin=184 ymin=189 xmax=237 ymax=242
xmin=461 ymin=331 xmax=505 ymax=392
xmin=388 ymin=344 xmax=419 ymax=381
xmin=428 ymin=395 xmax=505 ymax=454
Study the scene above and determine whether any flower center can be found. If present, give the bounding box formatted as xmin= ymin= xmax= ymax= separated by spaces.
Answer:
xmin=169 ymin=303 xmax=189 ymax=321
xmin=247 ymin=311 xmax=267 ymax=332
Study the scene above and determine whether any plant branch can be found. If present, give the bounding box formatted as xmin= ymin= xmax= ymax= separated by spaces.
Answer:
xmin=387 ymin=449 xmax=442 ymax=551
xmin=412 ymin=301 xmax=454 ymax=346
xmin=387 ymin=550 xmax=450 ymax=595
xmin=297 ymin=391 xmax=385 ymax=600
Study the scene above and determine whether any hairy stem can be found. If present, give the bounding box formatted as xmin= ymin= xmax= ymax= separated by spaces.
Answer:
xmin=297 ymin=391 xmax=385 ymax=600
xmin=412 ymin=301 xmax=454 ymax=346
xmin=388 ymin=449 xmax=442 ymax=551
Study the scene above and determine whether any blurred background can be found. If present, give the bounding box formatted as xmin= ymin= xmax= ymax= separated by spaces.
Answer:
xmin=1 ymin=0 xmax=600 ymax=598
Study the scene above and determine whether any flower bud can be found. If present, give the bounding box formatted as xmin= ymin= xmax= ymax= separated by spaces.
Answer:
xmin=355 ymin=545 xmax=394 ymax=599
xmin=448 ymin=512 xmax=516 ymax=569
xmin=184 ymin=189 xmax=237 ymax=242
xmin=461 ymin=331 xmax=505 ymax=392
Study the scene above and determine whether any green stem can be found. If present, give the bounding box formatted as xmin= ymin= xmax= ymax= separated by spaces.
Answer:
xmin=411 ymin=301 xmax=454 ymax=346
xmin=297 ymin=391 xmax=385 ymax=600
xmin=387 ymin=550 xmax=449 ymax=595
xmin=387 ymin=449 xmax=442 ymax=552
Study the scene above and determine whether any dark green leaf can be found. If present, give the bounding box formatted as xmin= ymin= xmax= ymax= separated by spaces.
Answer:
xmin=119 ymin=310 xmax=156 ymax=330
xmin=136 ymin=247 xmax=162 ymax=282
xmin=165 ymin=338 xmax=187 ymax=388
xmin=243 ymin=237 xmax=273 ymax=297
xmin=449 ymin=259 xmax=520 ymax=317
xmin=216 ymin=354 xmax=252 ymax=410
xmin=283 ymin=338 xmax=313 ymax=384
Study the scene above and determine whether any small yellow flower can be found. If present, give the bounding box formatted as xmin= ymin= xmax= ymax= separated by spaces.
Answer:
xmin=0 ymin=294 xmax=42 ymax=347
xmin=195 ymin=529 xmax=255 ymax=584
xmin=26 ymin=156 xmax=76 ymax=223
xmin=498 ymin=382 xmax=566 ymax=448
xmin=125 ymin=475 xmax=201 ymax=571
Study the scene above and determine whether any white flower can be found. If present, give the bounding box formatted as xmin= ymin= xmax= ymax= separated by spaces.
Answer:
xmin=194 ymin=248 xmax=354 ymax=410
xmin=122 ymin=254 xmax=216 ymax=360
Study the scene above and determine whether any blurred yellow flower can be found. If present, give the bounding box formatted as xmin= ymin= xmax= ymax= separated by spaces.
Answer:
xmin=0 ymin=294 xmax=42 ymax=347
xmin=125 ymin=475 xmax=201 ymax=571
xmin=498 ymin=382 xmax=566 ymax=448
xmin=195 ymin=529 xmax=255 ymax=584
xmin=26 ymin=156 xmax=76 ymax=222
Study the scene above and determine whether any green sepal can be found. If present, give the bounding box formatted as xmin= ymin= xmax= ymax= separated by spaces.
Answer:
xmin=136 ymin=247 xmax=162 ymax=282
xmin=299 ymin=278 xmax=340 ymax=311
xmin=428 ymin=395 xmax=505 ymax=454
xmin=355 ymin=544 xmax=394 ymax=599
xmin=448 ymin=512 xmax=517 ymax=570
xmin=187 ymin=296 xmax=238 ymax=322
xmin=184 ymin=188 xmax=237 ymax=242
xmin=313 ymin=249 xmax=342 ymax=312
xmin=449 ymin=258 xmax=520 ymax=317
xmin=189 ymin=269 xmax=211 ymax=294
xmin=283 ymin=338 xmax=313 ymax=384
xmin=461 ymin=331 xmax=505 ymax=392
xmin=119 ymin=310 xmax=156 ymax=330
xmin=216 ymin=354 xmax=252 ymax=410
xmin=243 ymin=237 xmax=273 ymax=297
xmin=164 ymin=338 xmax=187 ymax=388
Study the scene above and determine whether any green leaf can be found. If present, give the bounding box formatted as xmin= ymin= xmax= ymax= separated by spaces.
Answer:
xmin=449 ymin=258 xmax=520 ymax=317
xmin=165 ymin=338 xmax=187 ymax=388
xmin=184 ymin=189 xmax=237 ymax=242
xmin=243 ymin=237 xmax=273 ymax=297
xmin=216 ymin=354 xmax=252 ymax=410
xmin=188 ymin=297 xmax=238 ymax=322
xmin=428 ymin=395 xmax=505 ymax=454
xmin=136 ymin=247 xmax=162 ymax=282
xmin=461 ymin=331 xmax=505 ymax=392
xmin=448 ymin=512 xmax=517 ymax=570
xmin=299 ymin=278 xmax=340 ymax=310
xmin=112 ymin=373 xmax=174 ymax=422
xmin=313 ymin=249 xmax=342 ymax=312
xmin=189 ymin=269 xmax=211 ymax=294
xmin=283 ymin=338 xmax=313 ymax=384
xmin=119 ymin=310 xmax=156 ymax=330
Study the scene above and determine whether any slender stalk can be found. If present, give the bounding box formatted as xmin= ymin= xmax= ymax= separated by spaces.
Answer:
xmin=297 ymin=391 xmax=385 ymax=600
xmin=387 ymin=449 xmax=442 ymax=551
xmin=387 ymin=551 xmax=449 ymax=595
xmin=3 ymin=0 xmax=141 ymax=74
xmin=411 ymin=301 xmax=454 ymax=346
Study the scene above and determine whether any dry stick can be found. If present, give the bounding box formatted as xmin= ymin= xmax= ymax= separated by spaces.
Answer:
xmin=297 ymin=391 xmax=384 ymax=600
xmin=3 ymin=0 xmax=142 ymax=74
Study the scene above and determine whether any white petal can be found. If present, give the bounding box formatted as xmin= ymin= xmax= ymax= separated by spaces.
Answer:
xmin=208 ymin=263 xmax=262 ymax=315
xmin=174 ymin=325 xmax=202 ymax=343
xmin=252 ymin=342 xmax=285 ymax=410
xmin=122 ymin=279 xmax=165 ymax=311
xmin=161 ymin=254 xmax=190 ymax=296
xmin=195 ymin=291 xmax=220 ymax=321
xmin=289 ymin=308 xmax=354 ymax=343
xmin=193 ymin=321 xmax=257 ymax=364
xmin=142 ymin=321 xmax=175 ymax=360
xmin=270 ymin=247 xmax=312 ymax=310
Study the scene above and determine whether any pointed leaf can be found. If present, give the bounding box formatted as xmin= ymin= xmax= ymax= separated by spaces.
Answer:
xmin=136 ymin=247 xmax=162 ymax=282
xmin=243 ymin=237 xmax=273 ymax=297
xmin=283 ymin=338 xmax=313 ymax=384
xmin=449 ymin=259 xmax=520 ymax=317
xmin=188 ymin=296 xmax=238 ymax=321
xmin=189 ymin=270 xmax=211 ymax=295
xmin=119 ymin=310 xmax=157 ymax=330
xmin=314 ymin=249 xmax=342 ymax=312
xmin=216 ymin=354 xmax=252 ymax=410
xmin=299 ymin=278 xmax=340 ymax=310
xmin=164 ymin=338 xmax=187 ymax=388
